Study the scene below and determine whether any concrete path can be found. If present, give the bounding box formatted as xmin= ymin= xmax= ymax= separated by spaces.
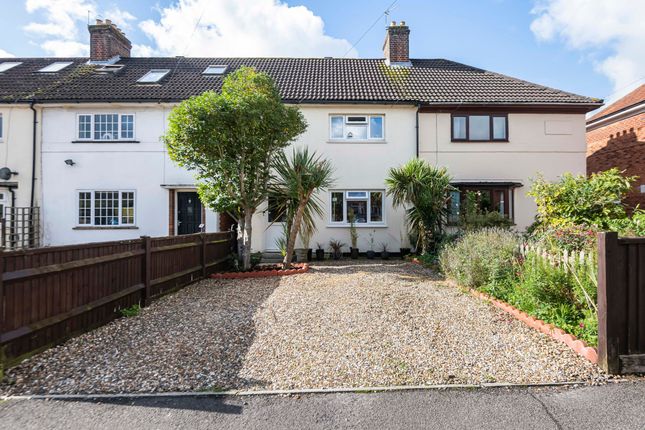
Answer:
xmin=1 ymin=382 xmax=644 ymax=429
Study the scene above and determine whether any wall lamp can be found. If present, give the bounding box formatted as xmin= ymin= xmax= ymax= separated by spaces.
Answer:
xmin=64 ymin=159 xmax=76 ymax=166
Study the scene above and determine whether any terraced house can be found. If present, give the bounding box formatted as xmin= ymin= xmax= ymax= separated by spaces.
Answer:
xmin=0 ymin=19 xmax=602 ymax=250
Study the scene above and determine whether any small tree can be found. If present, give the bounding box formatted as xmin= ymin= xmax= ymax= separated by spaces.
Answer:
xmin=271 ymin=147 xmax=334 ymax=268
xmin=164 ymin=67 xmax=307 ymax=269
xmin=386 ymin=159 xmax=454 ymax=253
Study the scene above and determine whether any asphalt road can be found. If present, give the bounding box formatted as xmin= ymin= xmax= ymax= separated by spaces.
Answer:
xmin=1 ymin=383 xmax=645 ymax=430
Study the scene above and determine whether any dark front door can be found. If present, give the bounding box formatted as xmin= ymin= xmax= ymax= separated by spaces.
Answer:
xmin=177 ymin=192 xmax=202 ymax=235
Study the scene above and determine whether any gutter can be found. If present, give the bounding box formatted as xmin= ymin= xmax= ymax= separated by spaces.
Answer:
xmin=29 ymin=101 xmax=37 ymax=208
xmin=586 ymin=102 xmax=645 ymax=131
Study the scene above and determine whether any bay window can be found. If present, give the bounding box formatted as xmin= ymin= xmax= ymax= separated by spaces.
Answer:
xmin=447 ymin=184 xmax=516 ymax=225
xmin=330 ymin=190 xmax=385 ymax=224
xmin=77 ymin=190 xmax=136 ymax=226
xmin=329 ymin=115 xmax=384 ymax=141
xmin=451 ymin=114 xmax=508 ymax=142
xmin=77 ymin=113 xmax=136 ymax=141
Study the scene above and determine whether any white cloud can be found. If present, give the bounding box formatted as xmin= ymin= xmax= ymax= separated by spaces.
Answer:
xmin=23 ymin=0 xmax=135 ymax=57
xmin=0 ymin=49 xmax=15 ymax=58
xmin=531 ymin=0 xmax=645 ymax=101
xmin=138 ymin=0 xmax=356 ymax=57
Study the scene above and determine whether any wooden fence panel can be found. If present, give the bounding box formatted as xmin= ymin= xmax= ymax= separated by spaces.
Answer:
xmin=0 ymin=232 xmax=234 ymax=371
xmin=597 ymin=232 xmax=645 ymax=374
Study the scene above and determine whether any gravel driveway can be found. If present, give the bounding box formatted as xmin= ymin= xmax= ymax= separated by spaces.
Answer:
xmin=1 ymin=262 xmax=604 ymax=395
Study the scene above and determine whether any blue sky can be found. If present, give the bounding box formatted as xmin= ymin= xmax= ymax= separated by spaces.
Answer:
xmin=1 ymin=0 xmax=643 ymax=105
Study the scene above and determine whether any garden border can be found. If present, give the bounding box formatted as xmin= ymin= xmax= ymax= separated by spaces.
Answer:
xmin=210 ymin=263 xmax=309 ymax=279
xmin=471 ymin=288 xmax=598 ymax=364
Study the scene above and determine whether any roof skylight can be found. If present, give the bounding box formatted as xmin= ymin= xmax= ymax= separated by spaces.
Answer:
xmin=38 ymin=62 xmax=74 ymax=73
xmin=203 ymin=65 xmax=228 ymax=75
xmin=137 ymin=69 xmax=170 ymax=83
xmin=0 ymin=62 xmax=22 ymax=73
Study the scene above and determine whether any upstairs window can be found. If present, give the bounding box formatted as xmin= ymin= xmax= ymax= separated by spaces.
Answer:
xmin=137 ymin=69 xmax=170 ymax=83
xmin=77 ymin=114 xmax=135 ymax=141
xmin=38 ymin=62 xmax=73 ymax=72
xmin=203 ymin=65 xmax=228 ymax=75
xmin=77 ymin=190 xmax=136 ymax=226
xmin=0 ymin=62 xmax=22 ymax=72
xmin=330 ymin=115 xmax=384 ymax=141
xmin=451 ymin=114 xmax=508 ymax=142
xmin=330 ymin=190 xmax=384 ymax=224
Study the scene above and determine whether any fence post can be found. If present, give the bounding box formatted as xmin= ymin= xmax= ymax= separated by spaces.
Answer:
xmin=141 ymin=236 xmax=151 ymax=308
xmin=597 ymin=231 xmax=622 ymax=374
xmin=201 ymin=233 xmax=207 ymax=279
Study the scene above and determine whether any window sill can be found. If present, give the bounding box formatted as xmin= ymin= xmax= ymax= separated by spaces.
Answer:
xmin=72 ymin=140 xmax=140 ymax=144
xmin=326 ymin=224 xmax=388 ymax=228
xmin=326 ymin=140 xmax=387 ymax=144
xmin=73 ymin=226 xmax=139 ymax=230
xmin=450 ymin=140 xmax=509 ymax=143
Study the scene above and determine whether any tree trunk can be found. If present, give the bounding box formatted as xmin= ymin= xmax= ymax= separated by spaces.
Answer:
xmin=283 ymin=200 xmax=307 ymax=269
xmin=242 ymin=210 xmax=253 ymax=270
xmin=236 ymin=215 xmax=245 ymax=267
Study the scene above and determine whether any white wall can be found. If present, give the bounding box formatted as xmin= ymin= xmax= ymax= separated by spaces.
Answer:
xmin=419 ymin=112 xmax=587 ymax=229
xmin=41 ymin=104 xmax=218 ymax=245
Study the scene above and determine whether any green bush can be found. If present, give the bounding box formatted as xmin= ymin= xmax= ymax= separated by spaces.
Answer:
xmin=439 ymin=228 xmax=520 ymax=289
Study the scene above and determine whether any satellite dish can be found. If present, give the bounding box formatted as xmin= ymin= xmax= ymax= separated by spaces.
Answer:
xmin=0 ymin=167 xmax=14 ymax=181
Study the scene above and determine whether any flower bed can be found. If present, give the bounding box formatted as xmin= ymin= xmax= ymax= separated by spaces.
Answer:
xmin=210 ymin=263 xmax=309 ymax=279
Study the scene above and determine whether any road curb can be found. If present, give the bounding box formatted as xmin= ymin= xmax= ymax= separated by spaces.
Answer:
xmin=0 ymin=381 xmax=587 ymax=401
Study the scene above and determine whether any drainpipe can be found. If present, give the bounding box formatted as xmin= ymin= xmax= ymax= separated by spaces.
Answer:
xmin=415 ymin=104 xmax=420 ymax=157
xmin=29 ymin=101 xmax=38 ymax=208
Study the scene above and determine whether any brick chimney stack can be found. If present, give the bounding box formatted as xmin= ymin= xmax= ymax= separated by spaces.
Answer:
xmin=88 ymin=18 xmax=132 ymax=62
xmin=383 ymin=21 xmax=411 ymax=67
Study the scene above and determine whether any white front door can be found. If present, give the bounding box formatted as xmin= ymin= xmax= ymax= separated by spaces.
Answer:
xmin=264 ymin=197 xmax=285 ymax=251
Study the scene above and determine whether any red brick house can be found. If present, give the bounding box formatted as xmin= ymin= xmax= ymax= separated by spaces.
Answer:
xmin=587 ymin=85 xmax=645 ymax=210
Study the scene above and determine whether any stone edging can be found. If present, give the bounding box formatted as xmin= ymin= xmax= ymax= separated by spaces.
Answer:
xmin=470 ymin=289 xmax=598 ymax=364
xmin=408 ymin=260 xmax=598 ymax=364
xmin=210 ymin=263 xmax=309 ymax=279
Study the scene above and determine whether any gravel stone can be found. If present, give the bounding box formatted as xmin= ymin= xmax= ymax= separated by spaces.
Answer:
xmin=1 ymin=262 xmax=606 ymax=395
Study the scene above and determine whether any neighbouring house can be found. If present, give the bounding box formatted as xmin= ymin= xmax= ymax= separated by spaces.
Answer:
xmin=0 ymin=19 xmax=602 ymax=251
xmin=587 ymin=84 xmax=645 ymax=210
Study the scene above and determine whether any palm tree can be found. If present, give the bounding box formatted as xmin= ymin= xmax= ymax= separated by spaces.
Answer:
xmin=271 ymin=147 xmax=335 ymax=268
xmin=385 ymin=159 xmax=454 ymax=253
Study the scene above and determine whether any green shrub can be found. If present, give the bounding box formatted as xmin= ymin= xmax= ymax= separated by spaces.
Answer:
xmin=439 ymin=228 xmax=520 ymax=289
xmin=530 ymin=225 xmax=597 ymax=252
xmin=120 ymin=304 xmax=141 ymax=318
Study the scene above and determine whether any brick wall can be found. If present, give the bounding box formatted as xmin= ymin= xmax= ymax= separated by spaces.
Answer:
xmin=88 ymin=19 xmax=132 ymax=62
xmin=383 ymin=22 xmax=410 ymax=64
xmin=587 ymin=112 xmax=645 ymax=209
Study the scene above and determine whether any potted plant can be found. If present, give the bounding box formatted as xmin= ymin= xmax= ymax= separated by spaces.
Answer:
xmin=366 ymin=230 xmax=376 ymax=259
xmin=348 ymin=209 xmax=359 ymax=259
xmin=399 ymin=229 xmax=411 ymax=259
xmin=380 ymin=242 xmax=390 ymax=260
xmin=329 ymin=239 xmax=345 ymax=260
xmin=315 ymin=242 xmax=325 ymax=261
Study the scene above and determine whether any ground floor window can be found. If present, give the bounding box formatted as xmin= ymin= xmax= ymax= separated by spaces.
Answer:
xmin=447 ymin=184 xmax=514 ymax=225
xmin=77 ymin=190 xmax=135 ymax=226
xmin=330 ymin=190 xmax=384 ymax=224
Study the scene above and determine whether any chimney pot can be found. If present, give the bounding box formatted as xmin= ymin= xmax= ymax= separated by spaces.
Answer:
xmin=383 ymin=20 xmax=410 ymax=66
xmin=88 ymin=18 xmax=132 ymax=62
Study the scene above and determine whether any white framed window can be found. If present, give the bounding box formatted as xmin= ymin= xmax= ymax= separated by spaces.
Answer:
xmin=137 ymin=69 xmax=170 ymax=83
xmin=77 ymin=190 xmax=136 ymax=226
xmin=329 ymin=115 xmax=385 ymax=141
xmin=0 ymin=62 xmax=22 ymax=73
xmin=203 ymin=65 xmax=228 ymax=75
xmin=38 ymin=62 xmax=73 ymax=73
xmin=76 ymin=114 xmax=136 ymax=141
xmin=330 ymin=190 xmax=385 ymax=225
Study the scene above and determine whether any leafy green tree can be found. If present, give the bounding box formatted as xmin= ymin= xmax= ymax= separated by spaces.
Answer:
xmin=270 ymin=147 xmax=334 ymax=268
xmin=528 ymin=168 xmax=636 ymax=230
xmin=385 ymin=159 xmax=454 ymax=253
xmin=164 ymin=67 xmax=307 ymax=269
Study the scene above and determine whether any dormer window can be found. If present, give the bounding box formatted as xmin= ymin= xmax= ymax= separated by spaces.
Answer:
xmin=203 ymin=65 xmax=228 ymax=75
xmin=137 ymin=69 xmax=170 ymax=83
xmin=95 ymin=64 xmax=124 ymax=74
xmin=38 ymin=62 xmax=73 ymax=73
xmin=329 ymin=115 xmax=384 ymax=141
xmin=0 ymin=62 xmax=22 ymax=72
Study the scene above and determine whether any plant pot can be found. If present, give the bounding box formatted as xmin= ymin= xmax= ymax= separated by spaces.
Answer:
xmin=350 ymin=247 xmax=359 ymax=259
xmin=315 ymin=249 xmax=325 ymax=261
xmin=295 ymin=248 xmax=308 ymax=262
xmin=332 ymin=250 xmax=342 ymax=260
xmin=381 ymin=251 xmax=389 ymax=260
xmin=400 ymin=248 xmax=411 ymax=258
xmin=307 ymin=248 xmax=313 ymax=262
xmin=366 ymin=250 xmax=375 ymax=259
